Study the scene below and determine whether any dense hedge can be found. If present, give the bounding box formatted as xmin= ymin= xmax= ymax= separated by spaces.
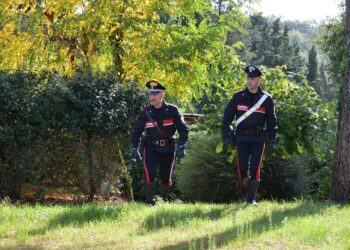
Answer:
xmin=174 ymin=131 xmax=237 ymax=203
xmin=0 ymin=71 xmax=146 ymax=199
xmin=175 ymin=131 xmax=332 ymax=203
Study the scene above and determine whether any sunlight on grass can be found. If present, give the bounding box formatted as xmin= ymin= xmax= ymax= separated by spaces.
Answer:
xmin=0 ymin=200 xmax=349 ymax=249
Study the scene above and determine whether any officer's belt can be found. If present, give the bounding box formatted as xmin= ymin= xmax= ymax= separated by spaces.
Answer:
xmin=147 ymin=138 xmax=174 ymax=146
xmin=236 ymin=128 xmax=265 ymax=136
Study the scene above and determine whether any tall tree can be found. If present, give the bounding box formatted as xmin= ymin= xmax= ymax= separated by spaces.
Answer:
xmin=331 ymin=0 xmax=350 ymax=202
xmin=318 ymin=12 xmax=346 ymax=87
xmin=307 ymin=45 xmax=318 ymax=83
xmin=245 ymin=14 xmax=304 ymax=75
xmin=270 ymin=18 xmax=283 ymax=66
xmin=0 ymin=0 xmax=249 ymax=101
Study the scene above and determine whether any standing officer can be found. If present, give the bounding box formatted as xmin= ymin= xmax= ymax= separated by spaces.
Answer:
xmin=222 ymin=65 xmax=277 ymax=205
xmin=131 ymin=80 xmax=189 ymax=205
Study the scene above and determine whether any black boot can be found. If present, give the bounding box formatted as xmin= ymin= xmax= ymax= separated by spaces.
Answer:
xmin=238 ymin=178 xmax=248 ymax=202
xmin=145 ymin=182 xmax=157 ymax=206
xmin=247 ymin=180 xmax=259 ymax=205
xmin=160 ymin=184 xmax=172 ymax=202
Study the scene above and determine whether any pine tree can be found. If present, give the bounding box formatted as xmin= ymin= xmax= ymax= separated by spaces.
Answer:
xmin=270 ymin=18 xmax=283 ymax=66
xmin=307 ymin=46 xmax=318 ymax=83
xmin=289 ymin=43 xmax=305 ymax=73
xmin=318 ymin=62 xmax=332 ymax=99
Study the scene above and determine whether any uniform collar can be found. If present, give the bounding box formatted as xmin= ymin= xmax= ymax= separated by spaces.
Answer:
xmin=244 ymin=86 xmax=263 ymax=95
xmin=151 ymin=101 xmax=168 ymax=110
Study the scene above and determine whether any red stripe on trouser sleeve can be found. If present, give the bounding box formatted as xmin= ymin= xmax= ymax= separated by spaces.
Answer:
xmin=143 ymin=147 xmax=150 ymax=183
xmin=255 ymin=143 xmax=266 ymax=181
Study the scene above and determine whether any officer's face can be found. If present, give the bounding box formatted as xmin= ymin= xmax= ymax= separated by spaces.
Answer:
xmin=247 ymin=76 xmax=261 ymax=91
xmin=149 ymin=91 xmax=165 ymax=106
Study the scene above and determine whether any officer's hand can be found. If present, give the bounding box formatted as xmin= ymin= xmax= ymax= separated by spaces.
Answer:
xmin=131 ymin=148 xmax=142 ymax=162
xmin=176 ymin=145 xmax=185 ymax=158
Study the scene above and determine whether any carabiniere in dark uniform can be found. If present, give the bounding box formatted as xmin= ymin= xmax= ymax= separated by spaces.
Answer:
xmin=222 ymin=65 xmax=277 ymax=205
xmin=131 ymin=80 xmax=188 ymax=205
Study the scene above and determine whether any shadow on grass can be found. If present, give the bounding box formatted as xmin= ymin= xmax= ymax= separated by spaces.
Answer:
xmin=140 ymin=204 xmax=247 ymax=233
xmin=29 ymin=204 xmax=127 ymax=236
xmin=0 ymin=244 xmax=44 ymax=250
xmin=159 ymin=201 xmax=337 ymax=250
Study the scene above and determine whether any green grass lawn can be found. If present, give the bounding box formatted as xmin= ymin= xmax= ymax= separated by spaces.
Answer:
xmin=1 ymin=199 xmax=350 ymax=250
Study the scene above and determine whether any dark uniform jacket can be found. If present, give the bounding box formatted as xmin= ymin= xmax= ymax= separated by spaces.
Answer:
xmin=132 ymin=101 xmax=189 ymax=153
xmin=222 ymin=86 xmax=277 ymax=143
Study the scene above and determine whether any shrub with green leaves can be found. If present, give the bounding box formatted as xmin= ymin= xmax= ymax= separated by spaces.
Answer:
xmin=0 ymin=71 xmax=40 ymax=198
xmin=260 ymin=153 xmax=329 ymax=200
xmin=175 ymin=131 xmax=332 ymax=202
xmin=263 ymin=67 xmax=336 ymax=158
xmin=175 ymin=131 xmax=239 ymax=203
xmin=0 ymin=71 xmax=146 ymax=199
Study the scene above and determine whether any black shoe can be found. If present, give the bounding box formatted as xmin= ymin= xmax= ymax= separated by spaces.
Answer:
xmin=238 ymin=178 xmax=248 ymax=202
xmin=145 ymin=182 xmax=157 ymax=204
xmin=160 ymin=184 xmax=172 ymax=202
xmin=146 ymin=198 xmax=157 ymax=206
xmin=247 ymin=180 xmax=259 ymax=204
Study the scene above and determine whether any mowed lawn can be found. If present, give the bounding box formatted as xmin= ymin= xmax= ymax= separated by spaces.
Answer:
xmin=1 ymin=200 xmax=350 ymax=250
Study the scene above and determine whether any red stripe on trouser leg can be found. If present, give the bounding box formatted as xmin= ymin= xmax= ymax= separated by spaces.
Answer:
xmin=143 ymin=147 xmax=150 ymax=183
xmin=237 ymin=146 xmax=242 ymax=179
xmin=255 ymin=143 xmax=266 ymax=181
xmin=168 ymin=151 xmax=176 ymax=186
xmin=237 ymin=161 xmax=242 ymax=179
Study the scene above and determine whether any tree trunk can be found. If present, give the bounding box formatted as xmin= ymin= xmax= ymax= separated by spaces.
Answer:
xmin=116 ymin=138 xmax=134 ymax=201
xmin=86 ymin=132 xmax=96 ymax=202
xmin=331 ymin=0 xmax=350 ymax=202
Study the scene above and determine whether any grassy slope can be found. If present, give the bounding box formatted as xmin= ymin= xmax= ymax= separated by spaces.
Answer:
xmin=1 ymin=200 xmax=350 ymax=250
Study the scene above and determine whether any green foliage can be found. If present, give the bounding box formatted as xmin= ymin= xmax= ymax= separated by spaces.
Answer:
xmin=175 ymin=131 xmax=238 ymax=203
xmin=0 ymin=71 xmax=146 ymax=199
xmin=283 ymin=19 xmax=320 ymax=54
xmin=0 ymin=71 xmax=40 ymax=198
xmin=261 ymin=153 xmax=331 ymax=199
xmin=263 ymin=67 xmax=335 ymax=157
xmin=0 ymin=0 xmax=251 ymax=103
xmin=307 ymin=46 xmax=318 ymax=83
xmin=316 ymin=12 xmax=345 ymax=101
xmin=175 ymin=129 xmax=333 ymax=202
xmin=241 ymin=14 xmax=305 ymax=78
xmin=318 ymin=13 xmax=346 ymax=87
xmin=125 ymin=156 xmax=145 ymax=201
xmin=315 ymin=63 xmax=334 ymax=101
xmin=64 ymin=72 xmax=144 ymax=135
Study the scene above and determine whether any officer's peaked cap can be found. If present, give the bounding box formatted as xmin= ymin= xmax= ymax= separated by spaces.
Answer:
xmin=145 ymin=80 xmax=166 ymax=93
xmin=244 ymin=65 xmax=263 ymax=77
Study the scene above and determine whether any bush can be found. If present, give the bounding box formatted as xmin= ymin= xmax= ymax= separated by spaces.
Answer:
xmin=0 ymin=70 xmax=147 ymax=199
xmin=175 ymin=130 xmax=332 ymax=202
xmin=261 ymin=154 xmax=313 ymax=199
xmin=261 ymin=152 xmax=334 ymax=200
xmin=175 ymin=131 xmax=239 ymax=203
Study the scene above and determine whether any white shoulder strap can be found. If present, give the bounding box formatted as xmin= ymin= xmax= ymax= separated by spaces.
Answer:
xmin=236 ymin=94 xmax=268 ymax=127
